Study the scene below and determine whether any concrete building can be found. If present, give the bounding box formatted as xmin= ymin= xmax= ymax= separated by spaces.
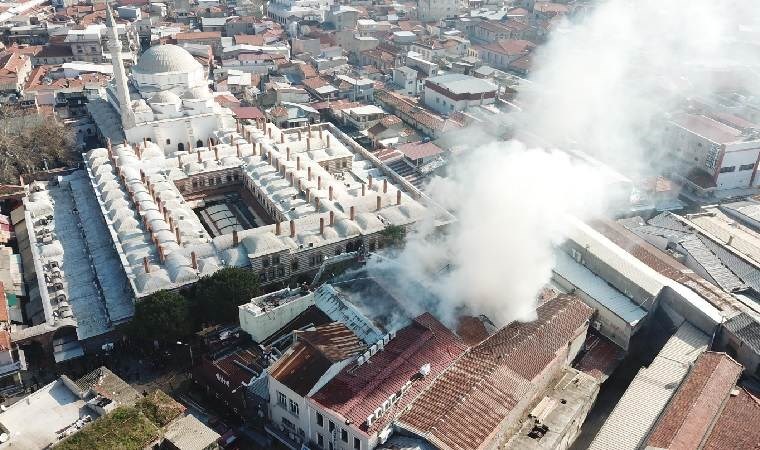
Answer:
xmin=393 ymin=66 xmax=421 ymax=96
xmin=423 ymin=73 xmax=497 ymax=115
xmin=307 ymin=313 xmax=466 ymax=450
xmin=416 ymin=0 xmax=458 ymax=22
xmin=266 ymin=322 xmax=365 ymax=448
xmin=667 ymin=112 xmax=760 ymax=192
xmin=266 ymin=0 xmax=333 ymax=24
xmin=0 ymin=52 xmax=31 ymax=101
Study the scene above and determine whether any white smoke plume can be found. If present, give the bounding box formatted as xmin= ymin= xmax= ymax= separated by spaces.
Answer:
xmin=366 ymin=0 xmax=760 ymax=327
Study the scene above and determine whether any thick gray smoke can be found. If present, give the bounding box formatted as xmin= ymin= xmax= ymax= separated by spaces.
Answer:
xmin=366 ymin=0 xmax=760 ymax=327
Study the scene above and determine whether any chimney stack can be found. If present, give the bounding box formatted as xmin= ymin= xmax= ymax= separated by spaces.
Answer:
xmin=368 ymin=175 xmax=373 ymax=190
xmin=298 ymin=130 xmax=302 ymax=141
xmin=318 ymin=176 xmax=322 ymax=190
xmin=236 ymin=143 xmax=241 ymax=157
xmin=297 ymin=156 xmax=301 ymax=171
xmin=328 ymin=185 xmax=333 ymax=200
xmin=191 ymin=251 xmax=197 ymax=270
xmin=397 ymin=189 xmax=402 ymax=205
xmin=175 ymin=226 xmax=181 ymax=244
xmin=290 ymin=220 xmax=295 ymax=238
xmin=362 ymin=184 xmax=366 ymax=196
xmin=383 ymin=179 xmax=388 ymax=193
xmin=280 ymin=133 xmax=285 ymax=144
xmin=307 ymin=166 xmax=312 ymax=180
xmin=315 ymin=196 xmax=320 ymax=210
xmin=350 ymin=206 xmax=355 ymax=221
xmin=326 ymin=134 xmax=331 ymax=147
xmin=329 ymin=211 xmax=334 ymax=225
xmin=197 ymin=149 xmax=202 ymax=162
xmin=233 ymin=229 xmax=239 ymax=246
xmin=268 ymin=127 xmax=272 ymax=138
xmin=376 ymin=195 xmax=382 ymax=211
xmin=214 ymin=146 xmax=219 ymax=161
xmin=143 ymin=256 xmax=150 ymax=273
xmin=208 ymin=137 xmax=213 ymax=149
xmin=320 ymin=217 xmax=324 ymax=236
xmin=319 ymin=128 xmax=323 ymax=139
xmin=286 ymin=147 xmax=291 ymax=160
xmin=177 ymin=154 xmax=182 ymax=166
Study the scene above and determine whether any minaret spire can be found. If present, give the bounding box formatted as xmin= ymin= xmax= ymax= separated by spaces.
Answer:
xmin=106 ymin=2 xmax=134 ymax=129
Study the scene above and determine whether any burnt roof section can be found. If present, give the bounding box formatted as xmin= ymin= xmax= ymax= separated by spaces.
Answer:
xmin=397 ymin=295 xmax=593 ymax=450
xmin=646 ymin=352 xmax=743 ymax=449
xmin=269 ymin=322 xmax=365 ymax=396
xmin=262 ymin=305 xmax=332 ymax=346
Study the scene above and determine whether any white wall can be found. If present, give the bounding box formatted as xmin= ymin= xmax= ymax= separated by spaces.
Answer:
xmin=716 ymin=146 xmax=760 ymax=189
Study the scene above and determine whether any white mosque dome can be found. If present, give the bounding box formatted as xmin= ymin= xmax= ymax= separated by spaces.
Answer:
xmin=149 ymin=90 xmax=181 ymax=104
xmin=133 ymin=44 xmax=202 ymax=74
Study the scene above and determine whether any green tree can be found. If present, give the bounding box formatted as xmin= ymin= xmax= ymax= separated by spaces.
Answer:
xmin=127 ymin=290 xmax=193 ymax=343
xmin=380 ymin=224 xmax=406 ymax=248
xmin=190 ymin=267 xmax=260 ymax=324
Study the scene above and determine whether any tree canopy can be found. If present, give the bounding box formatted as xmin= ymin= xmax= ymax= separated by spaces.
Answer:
xmin=380 ymin=224 xmax=406 ymax=248
xmin=127 ymin=290 xmax=193 ymax=343
xmin=189 ymin=267 xmax=260 ymax=325
xmin=0 ymin=106 xmax=77 ymax=184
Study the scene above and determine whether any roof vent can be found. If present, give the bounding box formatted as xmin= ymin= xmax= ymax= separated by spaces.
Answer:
xmin=419 ymin=363 xmax=431 ymax=377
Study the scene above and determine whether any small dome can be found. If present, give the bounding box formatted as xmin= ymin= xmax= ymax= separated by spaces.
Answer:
xmin=133 ymin=44 xmax=202 ymax=75
xmin=149 ymin=90 xmax=181 ymax=105
xmin=182 ymin=86 xmax=212 ymax=100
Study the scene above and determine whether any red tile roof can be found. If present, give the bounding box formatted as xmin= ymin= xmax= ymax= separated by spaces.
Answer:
xmin=574 ymin=331 xmax=623 ymax=381
xmin=481 ymin=39 xmax=535 ymax=56
xmin=397 ymin=295 xmax=593 ymax=450
xmin=702 ymin=388 xmax=760 ymax=450
xmin=175 ymin=31 xmax=221 ymax=41
xmin=233 ymin=34 xmax=265 ymax=46
xmin=270 ymin=322 xmax=365 ymax=396
xmin=310 ymin=313 xmax=466 ymax=436
xmin=397 ymin=141 xmax=443 ymax=160
xmin=301 ymin=76 xmax=330 ymax=90
xmin=648 ymin=352 xmax=743 ymax=449
xmin=229 ymin=106 xmax=264 ymax=120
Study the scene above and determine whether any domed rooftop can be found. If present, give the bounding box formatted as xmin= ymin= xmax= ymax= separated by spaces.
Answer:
xmin=133 ymin=44 xmax=202 ymax=74
xmin=149 ymin=90 xmax=181 ymax=104
xmin=182 ymin=86 xmax=212 ymax=100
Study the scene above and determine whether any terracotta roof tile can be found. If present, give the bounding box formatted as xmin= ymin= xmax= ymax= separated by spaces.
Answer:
xmin=703 ymin=388 xmax=760 ymax=450
xmin=311 ymin=313 xmax=466 ymax=435
xmin=398 ymin=295 xmax=593 ymax=450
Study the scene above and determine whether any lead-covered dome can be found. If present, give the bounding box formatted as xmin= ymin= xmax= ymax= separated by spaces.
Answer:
xmin=133 ymin=44 xmax=202 ymax=74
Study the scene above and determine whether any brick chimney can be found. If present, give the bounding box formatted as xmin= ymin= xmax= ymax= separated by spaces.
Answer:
xmin=368 ymin=175 xmax=373 ymax=189
xmin=326 ymin=134 xmax=331 ymax=147
xmin=297 ymin=130 xmax=302 ymax=141
xmin=315 ymin=196 xmax=320 ymax=210
xmin=307 ymin=166 xmax=311 ymax=180
xmin=143 ymin=256 xmax=150 ymax=273
xmin=319 ymin=128 xmax=323 ymax=139
xmin=214 ymin=146 xmax=219 ymax=161
xmin=268 ymin=127 xmax=272 ymax=138
xmin=297 ymin=156 xmax=301 ymax=171
xmin=307 ymin=138 xmax=311 ymax=151
xmin=376 ymin=195 xmax=382 ymax=211
xmin=191 ymin=251 xmax=197 ymax=270
xmin=286 ymin=146 xmax=291 ymax=160
xmin=397 ymin=189 xmax=402 ymax=205
xmin=290 ymin=220 xmax=295 ymax=238
xmin=208 ymin=137 xmax=213 ymax=149
xmin=275 ymin=221 xmax=281 ymax=235
xmin=233 ymin=229 xmax=239 ymax=246
xmin=280 ymin=133 xmax=285 ymax=144
xmin=197 ymin=149 xmax=202 ymax=163
xmin=383 ymin=179 xmax=388 ymax=193
xmin=362 ymin=184 xmax=366 ymax=196
xmin=158 ymin=244 xmax=165 ymax=262
xmin=350 ymin=206 xmax=355 ymax=221
xmin=320 ymin=217 xmax=324 ymax=236
xmin=236 ymin=143 xmax=241 ymax=157
xmin=175 ymin=227 xmax=181 ymax=244
xmin=318 ymin=176 xmax=322 ymax=190
xmin=329 ymin=211 xmax=334 ymax=225
xmin=328 ymin=185 xmax=333 ymax=200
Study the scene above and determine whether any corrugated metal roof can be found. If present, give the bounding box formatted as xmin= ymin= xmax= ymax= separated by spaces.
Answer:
xmin=679 ymin=234 xmax=745 ymax=292
xmin=589 ymin=322 xmax=709 ymax=450
xmin=553 ymin=251 xmax=646 ymax=326
xmin=725 ymin=313 xmax=760 ymax=354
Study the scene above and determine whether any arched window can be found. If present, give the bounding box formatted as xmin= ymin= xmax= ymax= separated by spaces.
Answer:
xmin=178 ymin=142 xmax=185 ymax=152
xmin=196 ymin=139 xmax=203 ymax=148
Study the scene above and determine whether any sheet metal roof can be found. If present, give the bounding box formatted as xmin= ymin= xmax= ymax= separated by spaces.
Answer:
xmin=589 ymin=321 xmax=709 ymax=450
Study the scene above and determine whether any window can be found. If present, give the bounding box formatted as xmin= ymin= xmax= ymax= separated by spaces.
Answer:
xmin=291 ymin=260 xmax=299 ymax=271
xmin=720 ymin=166 xmax=736 ymax=173
xmin=277 ymin=391 xmax=287 ymax=407
xmin=166 ymin=138 xmax=171 ymax=145
xmin=289 ymin=399 xmax=300 ymax=416
xmin=740 ymin=163 xmax=755 ymax=171
xmin=354 ymin=437 xmax=361 ymax=450
xmin=282 ymin=417 xmax=295 ymax=430
xmin=317 ymin=433 xmax=324 ymax=448
xmin=341 ymin=429 xmax=348 ymax=442
xmin=273 ymin=255 xmax=281 ymax=265
xmin=277 ymin=267 xmax=285 ymax=277
xmin=263 ymin=257 xmax=270 ymax=268
xmin=316 ymin=412 xmax=324 ymax=427
xmin=329 ymin=420 xmax=335 ymax=432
